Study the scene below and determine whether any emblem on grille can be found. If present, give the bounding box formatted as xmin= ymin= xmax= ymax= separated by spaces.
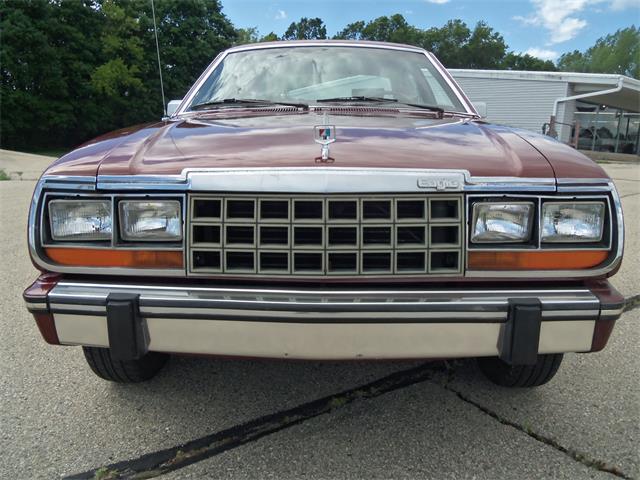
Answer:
xmin=417 ymin=174 xmax=464 ymax=191
xmin=314 ymin=123 xmax=336 ymax=161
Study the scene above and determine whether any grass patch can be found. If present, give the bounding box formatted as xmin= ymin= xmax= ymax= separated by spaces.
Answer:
xmin=0 ymin=169 xmax=10 ymax=181
xmin=20 ymin=147 xmax=69 ymax=158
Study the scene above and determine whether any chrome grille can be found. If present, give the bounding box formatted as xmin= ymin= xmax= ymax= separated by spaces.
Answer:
xmin=188 ymin=195 xmax=463 ymax=277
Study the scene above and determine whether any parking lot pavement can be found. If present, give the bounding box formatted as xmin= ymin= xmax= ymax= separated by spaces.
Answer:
xmin=0 ymin=160 xmax=638 ymax=480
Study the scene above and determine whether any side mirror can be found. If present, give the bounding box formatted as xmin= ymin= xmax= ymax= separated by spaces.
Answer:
xmin=473 ymin=102 xmax=487 ymax=118
xmin=166 ymin=99 xmax=183 ymax=117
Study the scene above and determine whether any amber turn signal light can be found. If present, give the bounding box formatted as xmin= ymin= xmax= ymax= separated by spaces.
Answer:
xmin=44 ymin=248 xmax=183 ymax=269
xmin=468 ymin=250 xmax=609 ymax=270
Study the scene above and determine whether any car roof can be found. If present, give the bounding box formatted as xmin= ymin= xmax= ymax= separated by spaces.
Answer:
xmin=226 ymin=39 xmax=427 ymax=54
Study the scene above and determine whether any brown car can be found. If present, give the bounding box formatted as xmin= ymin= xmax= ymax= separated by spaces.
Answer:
xmin=24 ymin=41 xmax=625 ymax=387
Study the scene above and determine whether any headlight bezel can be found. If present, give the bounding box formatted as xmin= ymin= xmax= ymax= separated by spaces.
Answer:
xmin=41 ymin=193 xmax=185 ymax=247
xmin=467 ymin=194 xmax=613 ymax=252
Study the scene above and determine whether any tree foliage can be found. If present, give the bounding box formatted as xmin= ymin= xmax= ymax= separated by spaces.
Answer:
xmin=283 ymin=17 xmax=326 ymax=40
xmin=0 ymin=0 xmax=236 ymax=150
xmin=557 ymin=26 xmax=639 ymax=78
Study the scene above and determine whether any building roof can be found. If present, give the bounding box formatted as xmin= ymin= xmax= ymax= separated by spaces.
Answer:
xmin=450 ymin=69 xmax=640 ymax=112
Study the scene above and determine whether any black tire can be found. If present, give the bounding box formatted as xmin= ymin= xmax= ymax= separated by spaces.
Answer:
xmin=477 ymin=353 xmax=563 ymax=388
xmin=83 ymin=346 xmax=169 ymax=383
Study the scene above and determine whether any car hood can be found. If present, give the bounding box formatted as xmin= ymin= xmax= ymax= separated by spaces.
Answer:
xmin=44 ymin=111 xmax=607 ymax=180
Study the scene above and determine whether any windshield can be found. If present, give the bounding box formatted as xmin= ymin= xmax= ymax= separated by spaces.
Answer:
xmin=187 ymin=46 xmax=467 ymax=112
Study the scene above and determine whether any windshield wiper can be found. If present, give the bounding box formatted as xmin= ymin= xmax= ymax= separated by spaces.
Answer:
xmin=190 ymin=98 xmax=308 ymax=111
xmin=316 ymin=96 xmax=396 ymax=103
xmin=315 ymin=96 xmax=444 ymax=115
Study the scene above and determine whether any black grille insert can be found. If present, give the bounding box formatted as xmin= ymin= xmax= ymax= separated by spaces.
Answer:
xmin=430 ymin=251 xmax=459 ymax=271
xmin=225 ymin=226 xmax=254 ymax=245
xmin=294 ymin=200 xmax=323 ymax=220
xmin=431 ymin=225 xmax=459 ymax=245
xmin=193 ymin=225 xmax=220 ymax=244
xmin=226 ymin=251 xmax=254 ymax=270
xmin=328 ymin=227 xmax=357 ymax=246
xmin=259 ymin=226 xmax=288 ymax=245
xmin=193 ymin=250 xmax=220 ymax=269
xmin=328 ymin=200 xmax=357 ymax=220
xmin=294 ymin=227 xmax=323 ymax=246
xmin=260 ymin=252 xmax=288 ymax=271
xmin=294 ymin=252 xmax=323 ymax=272
xmin=397 ymin=200 xmax=425 ymax=219
xmin=227 ymin=200 xmax=255 ymax=219
xmin=397 ymin=226 xmax=425 ymax=245
xmin=430 ymin=199 xmax=459 ymax=220
xmin=328 ymin=252 xmax=357 ymax=272
xmin=362 ymin=226 xmax=391 ymax=245
xmin=193 ymin=199 xmax=220 ymax=219
xmin=362 ymin=253 xmax=391 ymax=271
xmin=260 ymin=200 xmax=289 ymax=220
xmin=397 ymin=252 xmax=425 ymax=271
xmin=362 ymin=200 xmax=391 ymax=220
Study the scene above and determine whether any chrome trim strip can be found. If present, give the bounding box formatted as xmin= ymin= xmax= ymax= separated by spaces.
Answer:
xmin=600 ymin=307 xmax=624 ymax=317
xmin=46 ymin=281 xmax=601 ymax=323
xmin=556 ymin=178 xmax=611 ymax=184
xmin=97 ymin=168 xmax=557 ymax=193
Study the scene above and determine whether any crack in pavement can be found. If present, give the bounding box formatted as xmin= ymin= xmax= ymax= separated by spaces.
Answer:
xmin=623 ymin=294 xmax=640 ymax=312
xmin=66 ymin=294 xmax=640 ymax=479
xmin=436 ymin=376 xmax=633 ymax=480
xmin=65 ymin=362 xmax=446 ymax=479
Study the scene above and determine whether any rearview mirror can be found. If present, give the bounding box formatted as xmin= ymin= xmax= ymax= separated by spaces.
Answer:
xmin=474 ymin=102 xmax=487 ymax=118
xmin=167 ymin=99 xmax=183 ymax=117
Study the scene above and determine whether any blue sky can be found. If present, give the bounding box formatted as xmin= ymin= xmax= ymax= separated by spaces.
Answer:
xmin=222 ymin=0 xmax=639 ymax=62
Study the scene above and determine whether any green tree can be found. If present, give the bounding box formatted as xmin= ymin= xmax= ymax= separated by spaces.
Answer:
xmin=0 ymin=0 xmax=105 ymax=149
xmin=557 ymin=26 xmax=639 ymax=78
xmin=283 ymin=17 xmax=326 ymax=40
xmin=502 ymin=53 xmax=556 ymax=71
xmin=260 ymin=32 xmax=279 ymax=42
xmin=235 ymin=27 xmax=260 ymax=45
xmin=334 ymin=15 xmax=420 ymax=45
xmin=134 ymin=0 xmax=236 ymax=112
xmin=461 ymin=21 xmax=507 ymax=69
xmin=334 ymin=21 xmax=365 ymax=40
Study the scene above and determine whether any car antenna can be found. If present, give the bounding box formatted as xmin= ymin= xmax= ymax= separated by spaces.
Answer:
xmin=150 ymin=0 xmax=167 ymax=118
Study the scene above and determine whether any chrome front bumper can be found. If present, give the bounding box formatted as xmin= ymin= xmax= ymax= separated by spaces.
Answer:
xmin=24 ymin=279 xmax=625 ymax=360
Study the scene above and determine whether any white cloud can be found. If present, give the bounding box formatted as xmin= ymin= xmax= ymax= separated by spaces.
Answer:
xmin=517 ymin=0 xmax=636 ymax=44
xmin=515 ymin=0 xmax=599 ymax=44
xmin=525 ymin=47 xmax=560 ymax=61
xmin=274 ymin=9 xmax=287 ymax=20
xmin=610 ymin=0 xmax=637 ymax=10
xmin=425 ymin=0 xmax=451 ymax=4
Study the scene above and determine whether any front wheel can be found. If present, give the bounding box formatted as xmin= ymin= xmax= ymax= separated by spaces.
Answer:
xmin=477 ymin=353 xmax=563 ymax=388
xmin=83 ymin=346 xmax=169 ymax=383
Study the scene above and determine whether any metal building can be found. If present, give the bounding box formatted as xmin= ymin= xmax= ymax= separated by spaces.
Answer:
xmin=450 ymin=69 xmax=640 ymax=155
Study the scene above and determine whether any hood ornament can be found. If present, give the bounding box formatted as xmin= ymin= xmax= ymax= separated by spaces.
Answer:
xmin=314 ymin=113 xmax=336 ymax=162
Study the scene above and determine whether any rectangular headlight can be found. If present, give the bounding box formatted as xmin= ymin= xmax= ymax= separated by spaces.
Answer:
xmin=49 ymin=199 xmax=112 ymax=241
xmin=542 ymin=202 xmax=605 ymax=243
xmin=471 ymin=202 xmax=534 ymax=243
xmin=119 ymin=200 xmax=182 ymax=241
